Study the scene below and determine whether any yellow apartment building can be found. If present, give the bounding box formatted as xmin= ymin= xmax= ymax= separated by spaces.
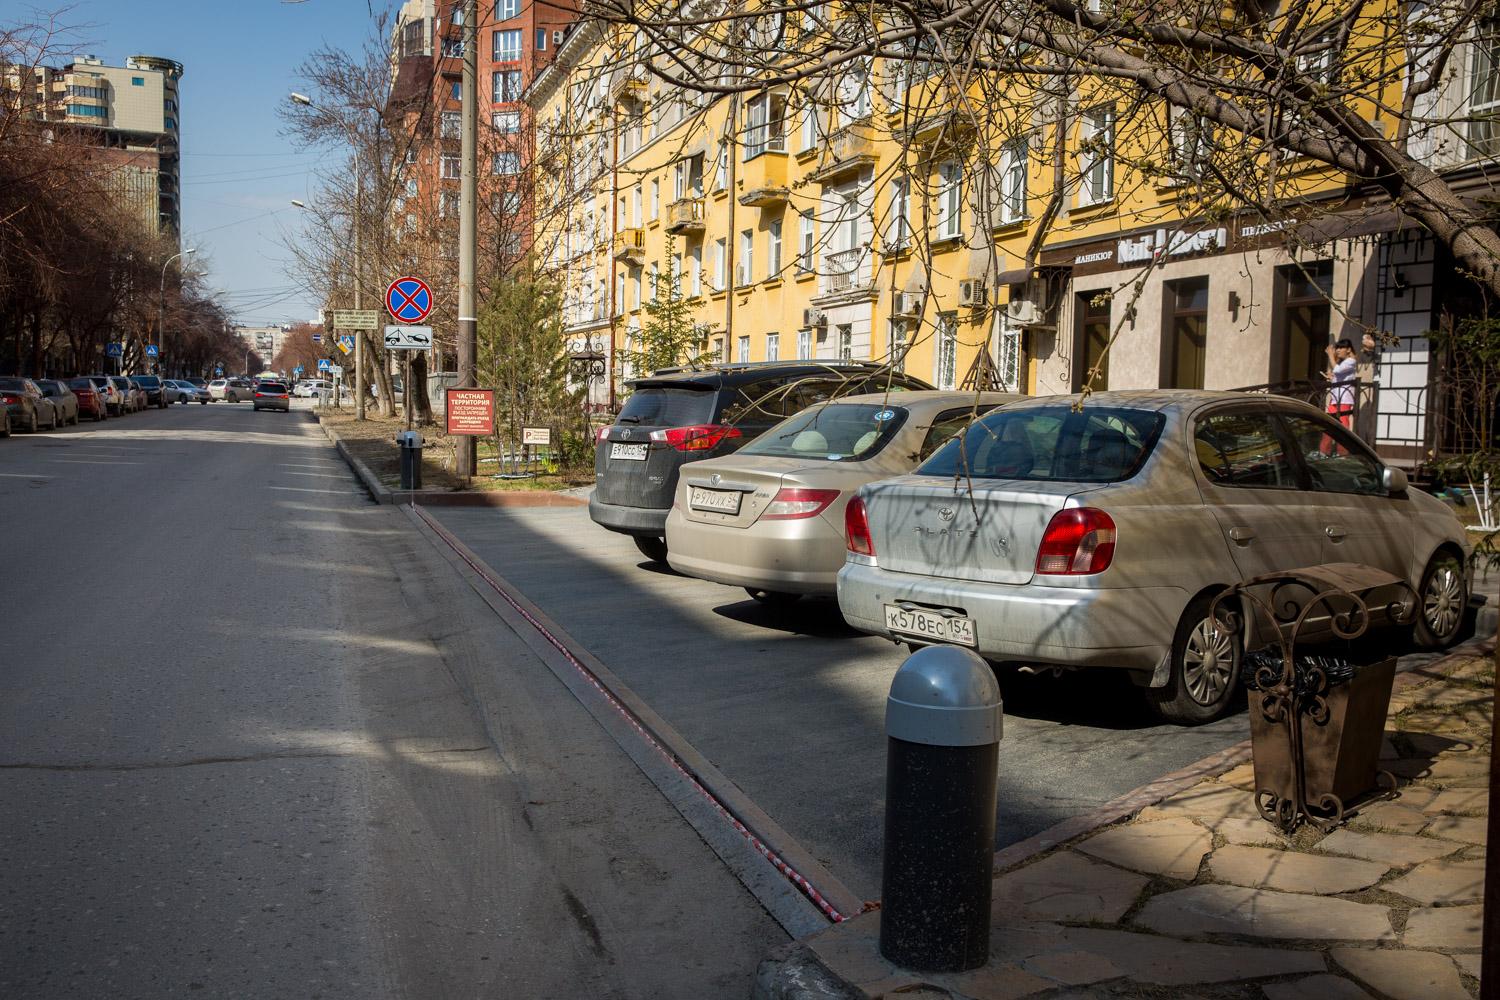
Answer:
xmin=525 ymin=10 xmax=1500 ymax=467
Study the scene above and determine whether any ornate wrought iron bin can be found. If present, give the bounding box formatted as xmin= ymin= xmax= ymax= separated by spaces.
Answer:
xmin=1215 ymin=563 xmax=1417 ymax=833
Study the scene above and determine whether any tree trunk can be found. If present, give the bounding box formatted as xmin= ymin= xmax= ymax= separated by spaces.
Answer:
xmin=367 ymin=345 xmax=395 ymax=418
xmin=412 ymin=351 xmax=433 ymax=423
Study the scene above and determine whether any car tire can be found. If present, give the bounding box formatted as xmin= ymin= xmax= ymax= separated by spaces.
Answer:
xmin=633 ymin=535 xmax=669 ymax=563
xmin=1412 ymin=551 xmax=1467 ymax=649
xmin=745 ymin=587 xmax=801 ymax=606
xmin=1146 ymin=593 xmax=1242 ymax=726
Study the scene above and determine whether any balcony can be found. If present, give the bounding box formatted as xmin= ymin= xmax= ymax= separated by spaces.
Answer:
xmin=613 ymin=228 xmax=645 ymax=265
xmin=737 ymin=150 xmax=789 ymax=208
xmin=609 ymin=71 xmax=647 ymax=105
xmin=666 ymin=197 xmax=705 ymax=236
xmin=822 ymin=247 xmax=870 ymax=295
xmin=810 ymin=124 xmax=877 ymax=184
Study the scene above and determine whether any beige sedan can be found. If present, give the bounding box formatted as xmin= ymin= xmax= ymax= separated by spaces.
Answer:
xmin=665 ymin=390 xmax=1023 ymax=603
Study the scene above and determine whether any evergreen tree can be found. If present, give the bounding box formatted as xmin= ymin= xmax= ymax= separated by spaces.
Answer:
xmin=624 ymin=235 xmax=718 ymax=376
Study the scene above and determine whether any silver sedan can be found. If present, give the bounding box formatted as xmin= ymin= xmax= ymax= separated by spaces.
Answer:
xmin=836 ymin=391 xmax=1471 ymax=725
xmin=666 ymin=391 xmax=1023 ymax=603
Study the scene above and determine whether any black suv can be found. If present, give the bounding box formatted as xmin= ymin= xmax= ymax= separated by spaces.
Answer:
xmin=131 ymin=375 xmax=168 ymax=408
xmin=592 ymin=361 xmax=933 ymax=561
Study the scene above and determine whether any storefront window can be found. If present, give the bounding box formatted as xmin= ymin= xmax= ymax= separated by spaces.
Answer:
xmin=1277 ymin=261 xmax=1334 ymax=382
xmin=1163 ymin=277 xmax=1209 ymax=389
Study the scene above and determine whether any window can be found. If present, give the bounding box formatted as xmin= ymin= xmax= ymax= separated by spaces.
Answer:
xmin=767 ymin=333 xmax=780 ymax=361
xmin=798 ymin=330 xmax=812 ymax=359
xmin=1074 ymin=291 xmax=1111 ymax=392
xmin=838 ymin=325 xmax=853 ymax=360
xmin=499 ymin=191 xmax=521 ymax=215
xmin=441 ymin=111 xmax=461 ymax=138
xmin=1000 ymin=137 xmax=1028 ymax=223
xmin=1194 ymin=411 xmax=1297 ymax=489
xmin=440 ymin=191 xmax=461 ymax=218
xmin=451 ymin=80 xmax=462 ymax=101
xmin=745 ymin=93 xmax=787 ymax=158
xmin=1079 ymin=107 xmax=1115 ymax=204
xmin=886 ymin=176 xmax=911 ymax=250
xmin=537 ymin=28 xmax=548 ymax=50
xmin=650 ymin=179 xmax=660 ymax=219
xmin=936 ymin=161 xmax=962 ymax=240
xmin=1276 ymin=261 xmax=1334 ymax=381
xmin=488 ymin=111 xmax=520 ymax=135
xmin=800 ymin=101 xmax=822 ymax=152
xmin=712 ymin=142 xmax=728 ymax=190
xmin=66 ymin=104 xmax=107 ymax=118
xmin=493 ymin=70 xmax=523 ymax=103
xmin=919 ymin=407 xmax=1003 ymax=461
xmin=441 ymin=154 xmax=460 ymax=179
xmin=922 ymin=406 xmax=1164 ymax=482
xmin=935 ymin=313 xmax=958 ymax=389
xmin=405 ymin=178 xmax=419 ymax=198
xmin=768 ymin=220 xmax=783 ymax=276
xmin=493 ymin=151 xmax=520 ymax=174
xmin=737 ymin=335 xmax=751 ymax=363
xmin=690 ymin=245 xmax=702 ymax=296
xmin=1163 ymin=277 xmax=1209 ymax=389
xmin=798 ymin=212 xmax=815 ymax=271
xmin=1469 ymin=18 xmax=1500 ymax=157
xmin=740 ymin=403 xmax=910 ymax=462
xmin=738 ymin=229 xmax=754 ymax=285
xmin=887 ymin=321 xmax=910 ymax=373
xmin=836 ymin=59 xmax=871 ymax=123
xmin=451 ymin=3 xmax=465 ymax=23
xmin=713 ymin=238 xmax=727 ymax=290
xmin=495 ymin=0 xmax=519 ymax=19
xmin=442 ymin=37 xmax=464 ymax=58
xmin=131 ymin=76 xmax=145 ymax=86
xmin=493 ymin=29 xmax=521 ymax=62
xmin=1280 ymin=414 xmax=1386 ymax=495
xmin=674 ymin=160 xmax=687 ymax=199
xmin=631 ymin=268 xmax=642 ymax=309
xmin=1169 ymin=107 xmax=1212 ymax=180
xmin=164 ymin=117 xmax=177 ymax=131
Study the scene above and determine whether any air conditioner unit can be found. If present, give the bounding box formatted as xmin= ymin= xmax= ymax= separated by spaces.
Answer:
xmin=959 ymin=280 xmax=988 ymax=308
xmin=802 ymin=308 xmax=826 ymax=329
xmin=892 ymin=292 xmax=923 ymax=319
xmin=552 ymin=29 xmax=566 ymax=45
xmin=1005 ymin=298 xmax=1043 ymax=325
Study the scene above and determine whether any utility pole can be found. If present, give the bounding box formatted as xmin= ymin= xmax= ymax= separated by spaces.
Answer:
xmin=456 ymin=0 xmax=478 ymax=480
xmin=354 ymin=170 xmax=367 ymax=420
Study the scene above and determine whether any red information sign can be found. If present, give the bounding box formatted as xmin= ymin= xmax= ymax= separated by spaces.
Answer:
xmin=445 ymin=388 xmax=495 ymax=436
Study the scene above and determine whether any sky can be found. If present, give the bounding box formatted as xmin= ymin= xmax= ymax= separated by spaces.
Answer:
xmin=56 ymin=0 xmax=385 ymax=326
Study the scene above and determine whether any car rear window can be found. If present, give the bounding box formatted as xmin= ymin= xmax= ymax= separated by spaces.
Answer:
xmin=920 ymin=406 xmax=1165 ymax=483
xmin=0 ymin=378 xmax=25 ymax=390
xmin=68 ymin=378 xmax=93 ymax=390
xmin=739 ymin=403 xmax=908 ymax=462
xmin=260 ymin=383 xmax=288 ymax=392
xmin=617 ymin=387 xmax=716 ymax=427
xmin=134 ymin=376 xmax=160 ymax=387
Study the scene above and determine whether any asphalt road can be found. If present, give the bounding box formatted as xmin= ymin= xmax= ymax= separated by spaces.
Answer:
xmin=0 ymin=402 xmax=781 ymax=999
xmin=430 ymin=504 xmax=1254 ymax=902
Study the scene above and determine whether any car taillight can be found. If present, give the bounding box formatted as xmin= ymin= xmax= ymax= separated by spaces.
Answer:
xmin=761 ymin=488 xmax=840 ymax=521
xmin=2 ymin=395 xmax=17 ymax=404
xmin=1035 ymin=508 xmax=1116 ymax=575
xmin=596 ymin=425 xmax=610 ymax=443
xmin=278 ymin=393 xmax=288 ymax=399
xmin=845 ymin=495 xmax=875 ymax=556
xmin=649 ymin=424 xmax=743 ymax=452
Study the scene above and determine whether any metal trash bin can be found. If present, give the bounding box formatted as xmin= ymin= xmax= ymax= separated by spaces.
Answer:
xmin=397 ymin=430 xmax=423 ymax=490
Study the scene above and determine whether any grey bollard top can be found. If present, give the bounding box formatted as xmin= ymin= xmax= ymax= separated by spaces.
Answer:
xmin=886 ymin=646 xmax=1003 ymax=747
xmin=396 ymin=430 xmax=422 ymax=448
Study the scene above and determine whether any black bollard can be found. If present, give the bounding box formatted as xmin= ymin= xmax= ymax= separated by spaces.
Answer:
xmin=879 ymin=644 xmax=1003 ymax=973
xmin=397 ymin=430 xmax=424 ymax=490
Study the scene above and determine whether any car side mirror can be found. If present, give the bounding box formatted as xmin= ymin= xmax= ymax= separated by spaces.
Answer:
xmin=1383 ymin=466 xmax=1408 ymax=494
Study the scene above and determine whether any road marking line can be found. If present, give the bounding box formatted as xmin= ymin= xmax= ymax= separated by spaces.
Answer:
xmin=266 ymin=486 xmax=367 ymax=495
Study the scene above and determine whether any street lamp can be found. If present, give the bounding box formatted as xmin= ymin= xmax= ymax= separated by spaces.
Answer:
xmin=159 ymin=247 xmax=196 ymax=377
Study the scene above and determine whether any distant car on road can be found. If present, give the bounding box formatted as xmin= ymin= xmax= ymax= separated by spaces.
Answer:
xmin=209 ymin=379 xmax=254 ymax=402
xmin=0 ymin=377 xmax=58 ymax=432
xmin=836 ymin=391 xmax=1473 ymax=725
xmin=36 ymin=380 xmax=80 ymax=426
xmin=83 ymin=376 xmax=124 ymax=415
xmin=67 ymin=378 xmax=109 ymax=421
xmin=131 ymin=374 xmax=169 ymax=408
xmin=292 ymin=379 xmax=329 ymax=398
xmin=168 ymin=380 xmax=209 ymax=404
xmin=253 ymin=381 xmax=290 ymax=412
xmin=667 ymin=390 xmax=1024 ymax=603
xmin=110 ymin=377 xmax=140 ymax=413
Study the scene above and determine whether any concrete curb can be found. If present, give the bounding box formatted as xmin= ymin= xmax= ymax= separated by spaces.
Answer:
xmin=754 ymin=634 xmax=1496 ymax=1000
xmin=316 ymin=413 xmax=585 ymax=508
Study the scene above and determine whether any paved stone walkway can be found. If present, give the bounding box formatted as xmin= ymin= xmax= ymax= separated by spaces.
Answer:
xmin=783 ymin=653 xmax=1492 ymax=1000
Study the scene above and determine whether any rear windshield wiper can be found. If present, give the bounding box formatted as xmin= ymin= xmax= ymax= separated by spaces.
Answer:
xmin=618 ymin=415 xmax=642 ymax=424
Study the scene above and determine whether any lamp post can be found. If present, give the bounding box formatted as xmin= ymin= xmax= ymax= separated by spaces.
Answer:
xmin=158 ymin=247 xmax=196 ymax=376
xmin=291 ymin=92 xmax=366 ymax=420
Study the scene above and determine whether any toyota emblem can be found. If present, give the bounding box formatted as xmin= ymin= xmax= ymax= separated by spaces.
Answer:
xmin=710 ymin=473 xmax=721 ymax=487
xmin=621 ymin=428 xmax=632 ymax=440
xmin=938 ymin=507 xmax=955 ymax=522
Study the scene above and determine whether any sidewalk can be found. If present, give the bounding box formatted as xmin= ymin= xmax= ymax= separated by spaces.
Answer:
xmin=758 ymin=651 xmax=1492 ymax=1000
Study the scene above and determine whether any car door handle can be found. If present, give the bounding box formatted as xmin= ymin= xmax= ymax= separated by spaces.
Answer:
xmin=1228 ymin=527 xmax=1256 ymax=544
xmin=1325 ymin=526 xmax=1347 ymax=541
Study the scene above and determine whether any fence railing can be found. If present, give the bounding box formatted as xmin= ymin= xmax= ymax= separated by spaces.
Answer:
xmin=1233 ymin=378 xmax=1379 ymax=446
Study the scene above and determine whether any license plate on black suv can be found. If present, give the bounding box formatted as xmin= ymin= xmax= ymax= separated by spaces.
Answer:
xmin=610 ymin=442 xmax=648 ymax=461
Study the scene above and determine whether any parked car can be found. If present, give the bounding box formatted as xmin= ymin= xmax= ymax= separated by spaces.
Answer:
xmin=666 ymin=390 xmax=1024 ymax=603
xmin=292 ymin=379 xmax=329 ymax=398
xmin=67 ymin=377 xmax=108 ymax=421
xmin=131 ymin=374 xmax=169 ymax=408
xmin=836 ymin=391 xmax=1472 ymax=725
xmin=0 ymin=377 xmax=58 ymax=431
xmin=127 ymin=378 xmax=151 ymax=411
xmin=169 ymin=380 xmax=209 ymax=404
xmin=109 ymin=377 xmax=139 ymax=412
xmin=83 ymin=375 xmax=125 ymax=415
xmin=224 ymin=378 xmax=255 ymax=402
xmin=252 ymin=381 xmax=290 ymax=412
xmin=36 ymin=379 xmax=80 ymax=426
xmin=593 ymin=361 xmax=935 ymax=562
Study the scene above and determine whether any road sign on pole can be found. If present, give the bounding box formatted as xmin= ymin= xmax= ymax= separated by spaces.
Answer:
xmin=385 ymin=277 xmax=434 ymax=325
xmin=383 ymin=325 xmax=434 ymax=351
xmin=331 ymin=310 xmax=379 ymax=330
xmin=318 ymin=359 xmax=333 ymax=371
xmin=336 ymin=335 xmax=354 ymax=355
xmin=105 ymin=343 xmax=123 ymax=358
xmin=311 ymin=333 xmax=322 ymax=344
xmin=145 ymin=344 xmax=159 ymax=358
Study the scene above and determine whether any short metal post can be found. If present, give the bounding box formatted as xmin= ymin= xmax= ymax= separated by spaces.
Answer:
xmin=397 ymin=430 xmax=423 ymax=491
xmin=880 ymin=645 xmax=1002 ymax=973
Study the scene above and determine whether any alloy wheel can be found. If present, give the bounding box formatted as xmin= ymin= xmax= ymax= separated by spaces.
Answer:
xmin=1423 ymin=564 xmax=1464 ymax=640
xmin=1183 ymin=617 xmax=1235 ymax=705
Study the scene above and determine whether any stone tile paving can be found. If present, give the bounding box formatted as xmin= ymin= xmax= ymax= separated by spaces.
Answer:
xmin=793 ymin=652 xmax=1493 ymax=999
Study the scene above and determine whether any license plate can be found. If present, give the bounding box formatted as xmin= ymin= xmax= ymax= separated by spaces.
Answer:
xmin=688 ymin=486 xmax=741 ymax=514
xmin=884 ymin=605 xmax=976 ymax=647
xmin=610 ymin=442 xmax=648 ymax=461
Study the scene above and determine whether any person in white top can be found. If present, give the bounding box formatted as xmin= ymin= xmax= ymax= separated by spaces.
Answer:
xmin=1325 ymin=338 xmax=1357 ymax=430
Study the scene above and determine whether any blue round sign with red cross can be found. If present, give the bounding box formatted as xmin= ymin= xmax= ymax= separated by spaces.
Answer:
xmin=385 ymin=276 xmax=434 ymax=324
